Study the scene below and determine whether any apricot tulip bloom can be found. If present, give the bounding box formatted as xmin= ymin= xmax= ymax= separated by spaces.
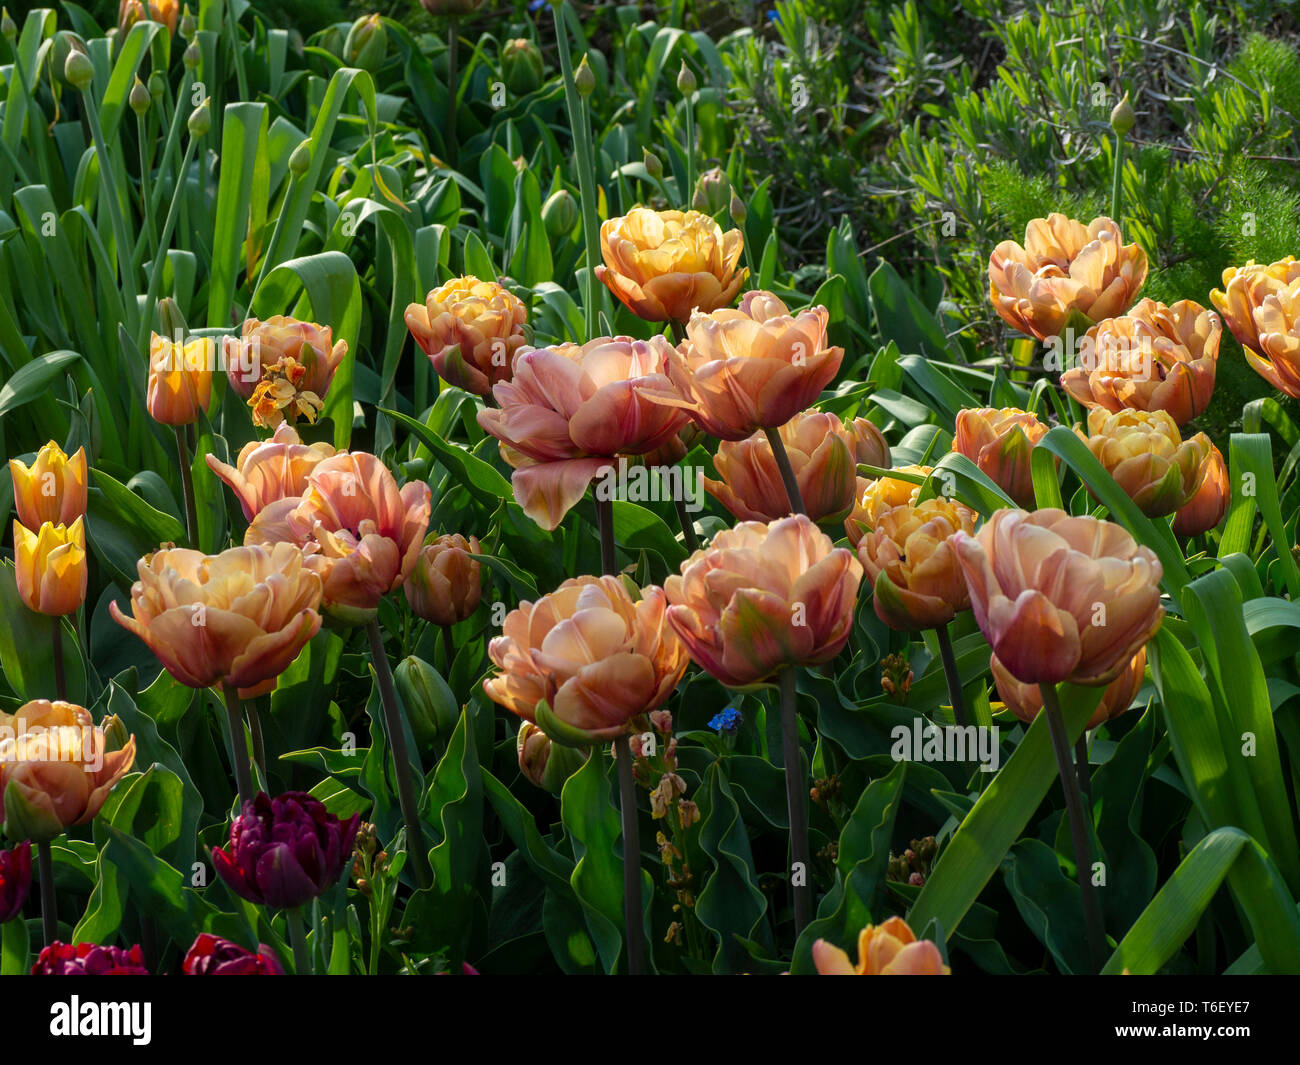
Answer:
xmin=953 ymin=508 xmax=1164 ymax=687
xmin=404 ymin=276 xmax=528 ymax=396
xmin=13 ymin=519 xmax=87 ymax=617
xmin=148 ymin=333 xmax=212 ymax=426
xmin=8 ymin=441 xmax=87 ymax=530
xmin=476 ymin=337 xmax=689 ymax=530
xmin=403 ymin=534 xmax=483 ymax=626
xmin=110 ymin=543 xmax=323 ymax=695
xmin=483 ymin=576 xmax=689 ymax=746
xmin=595 ymin=208 xmax=746 ymax=324
xmin=205 ymin=422 xmax=337 ymax=521
xmin=1060 ymin=298 xmax=1220 ymax=426
xmin=856 ymin=498 xmax=978 ymax=631
xmin=703 ymin=411 xmax=859 ymax=523
xmin=665 ymin=291 xmax=844 ymax=440
xmin=844 ymin=465 xmax=933 ymax=549
xmin=246 ymin=452 xmax=431 ymax=615
xmin=1172 ymin=443 xmax=1228 ymax=538
xmin=663 ymin=514 xmax=862 ymax=689
xmin=0 ymin=700 xmax=136 ymax=844
xmin=953 ymin=407 xmax=1049 ymax=508
xmin=988 ymin=214 xmax=1147 ymax=339
xmin=1236 ymin=277 xmax=1300 ymax=399
xmin=119 ymin=0 xmax=178 ymax=34
xmin=224 ymin=316 xmax=348 ymax=402
xmin=1210 ymin=257 xmax=1300 ymax=359
xmin=1080 ymin=408 xmax=1213 ymax=518
xmin=812 ymin=917 xmax=950 ymax=975
xmin=992 ymin=647 xmax=1146 ymax=729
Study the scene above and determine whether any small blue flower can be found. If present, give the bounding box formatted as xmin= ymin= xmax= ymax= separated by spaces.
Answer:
xmin=708 ymin=706 xmax=743 ymax=733
xmin=528 ymin=0 xmax=547 ymax=10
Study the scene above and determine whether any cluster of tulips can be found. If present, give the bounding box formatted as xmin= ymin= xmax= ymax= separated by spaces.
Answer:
xmin=8 ymin=182 xmax=1299 ymax=975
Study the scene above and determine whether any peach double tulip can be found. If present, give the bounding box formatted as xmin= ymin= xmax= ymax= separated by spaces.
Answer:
xmin=1227 ymin=277 xmax=1300 ymax=399
xmin=595 ymin=208 xmax=747 ymax=324
xmin=205 ymin=422 xmax=338 ymax=521
xmin=9 ymin=441 xmax=87 ymax=529
xmin=148 ymin=333 xmax=213 ymax=425
xmin=224 ymin=316 xmax=349 ymax=403
xmin=0 ymin=700 xmax=136 ymax=844
xmin=703 ymin=411 xmax=861 ymax=523
xmin=663 ymin=514 xmax=862 ymax=689
xmin=1080 ymin=408 xmax=1213 ymax=518
xmin=665 ymin=291 xmax=844 ymax=441
xmin=812 ymin=916 xmax=950 ymax=975
xmin=856 ymin=498 xmax=977 ymax=631
xmin=953 ymin=407 xmax=1049 ymax=508
xmin=110 ymin=542 xmax=323 ymax=696
xmin=483 ymin=576 xmax=689 ymax=746
xmin=988 ymin=214 xmax=1148 ymax=339
xmin=13 ymin=519 xmax=87 ymax=617
xmin=844 ymin=465 xmax=933 ymax=548
xmin=404 ymin=276 xmax=529 ymax=396
xmin=476 ymin=337 xmax=689 ymax=530
xmin=246 ymin=452 xmax=431 ymax=616
xmin=992 ymin=647 xmax=1146 ymax=729
xmin=403 ymin=534 xmax=483 ymax=626
xmin=119 ymin=0 xmax=179 ymax=34
xmin=1172 ymin=443 xmax=1228 ymax=538
xmin=1210 ymin=257 xmax=1300 ymax=359
xmin=1060 ymin=298 xmax=1221 ymax=425
xmin=953 ymin=508 xmax=1164 ymax=686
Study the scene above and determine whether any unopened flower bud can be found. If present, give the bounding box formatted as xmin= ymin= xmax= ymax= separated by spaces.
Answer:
xmin=65 ymin=49 xmax=94 ymax=91
xmin=692 ymin=167 xmax=730 ymax=216
xmin=188 ymin=99 xmax=210 ymax=137
xmin=643 ymin=147 xmax=663 ymax=179
xmin=184 ymin=40 xmax=200 ymax=68
xmin=129 ymin=77 xmax=151 ymax=115
xmin=729 ymin=190 xmax=746 ymax=225
xmin=574 ymin=54 xmax=594 ymax=97
xmin=289 ymin=138 xmax=312 ymax=178
xmin=677 ymin=61 xmax=696 ymax=94
xmin=180 ymin=5 xmax=196 ymax=39
xmin=1110 ymin=91 xmax=1134 ymax=137
xmin=2 ymin=8 xmax=16 ymax=39
xmin=541 ymin=188 xmax=578 ymax=239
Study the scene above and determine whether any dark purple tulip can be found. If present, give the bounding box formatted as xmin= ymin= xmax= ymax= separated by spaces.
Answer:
xmin=211 ymin=791 xmax=361 ymax=909
xmin=0 ymin=841 xmax=32 ymax=923
xmin=182 ymin=934 xmax=285 ymax=975
xmin=32 ymin=942 xmax=149 ymax=975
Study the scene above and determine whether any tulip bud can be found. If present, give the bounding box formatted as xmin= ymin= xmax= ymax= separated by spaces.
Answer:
xmin=3 ymin=776 xmax=66 ymax=844
xmin=403 ymin=534 xmax=482 ymax=626
xmin=2 ymin=8 xmax=16 ymax=40
xmin=188 ymin=99 xmax=210 ymax=137
xmin=180 ymin=4 xmax=196 ymax=39
xmin=33 ymin=942 xmax=150 ymax=975
xmin=574 ymin=54 xmax=595 ymax=97
xmin=184 ymin=40 xmax=200 ymax=69
xmin=677 ymin=61 xmax=696 ymax=94
xmin=541 ymin=188 xmax=578 ymax=239
xmin=157 ymin=296 xmax=188 ymax=339
xmin=344 ymin=14 xmax=388 ymax=73
xmin=692 ymin=167 xmax=731 ymax=216
xmin=501 ymin=38 xmax=544 ymax=94
xmin=516 ymin=721 xmax=585 ymax=794
xmin=64 ymin=49 xmax=94 ymax=91
xmin=643 ymin=147 xmax=663 ymax=179
xmin=1110 ymin=91 xmax=1134 ymax=137
xmin=0 ymin=841 xmax=31 ymax=923
xmin=101 ymin=714 xmax=131 ymax=753
xmin=148 ymin=70 xmax=166 ymax=104
xmin=393 ymin=656 xmax=461 ymax=750
xmin=129 ymin=77 xmax=151 ymax=116
xmin=288 ymin=139 xmax=312 ymax=178
xmin=729 ymin=190 xmax=747 ymax=225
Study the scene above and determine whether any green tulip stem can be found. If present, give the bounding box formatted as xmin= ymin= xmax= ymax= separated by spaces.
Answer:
xmin=673 ymin=497 xmax=700 ymax=554
xmin=552 ymin=1 xmax=602 ymax=341
xmin=1075 ymin=734 xmax=1092 ymax=797
xmin=595 ymin=494 xmax=617 ymax=576
xmin=683 ymin=87 xmax=696 ymax=205
xmin=245 ymin=697 xmax=268 ymax=780
xmin=52 ymin=621 xmax=67 ymax=702
xmin=136 ymin=112 xmax=159 ymax=264
xmin=1041 ymin=682 xmax=1107 ymax=973
xmin=221 ymin=681 xmax=255 ymax=809
xmin=175 ymin=426 xmax=199 ymax=548
xmin=364 ymin=619 xmax=431 ymax=890
xmin=287 ymin=906 xmax=311 ymax=976
xmin=764 ymin=427 xmax=807 ymax=516
xmin=446 ymin=16 xmax=459 ymax=163
xmin=779 ymin=666 xmax=812 ymax=935
xmin=934 ymin=623 xmax=969 ymax=728
xmin=79 ymin=80 xmax=138 ymax=331
xmin=224 ymin=0 xmax=249 ymax=101
xmin=136 ymin=135 xmax=199 ymax=352
xmin=1110 ymin=133 xmax=1124 ymax=222
xmin=441 ymin=623 xmax=455 ymax=673
xmin=38 ymin=840 xmax=56 ymax=947
xmin=614 ymin=734 xmax=645 ymax=975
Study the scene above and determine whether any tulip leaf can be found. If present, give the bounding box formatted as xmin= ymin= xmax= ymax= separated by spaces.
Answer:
xmin=0 ymin=563 xmax=87 ymax=704
xmin=482 ymin=769 xmax=576 ymax=897
xmin=906 ymin=683 xmax=1102 ymax=940
xmin=1103 ymin=827 xmax=1300 ymax=975
xmin=1002 ymin=838 xmax=1091 ymax=974
xmin=611 ymin=498 xmax=688 ymax=568
xmin=694 ymin=762 xmax=772 ymax=973
xmin=898 ymin=354 xmax=980 ymax=422
xmin=790 ymin=759 xmax=907 ymax=974
xmin=1227 ymin=433 xmax=1300 ymax=599
xmin=91 ymin=467 xmax=187 ymax=548
xmin=0 ymin=348 xmax=81 ymax=421
xmin=382 ymin=405 xmax=514 ymax=503
xmin=868 ymin=260 xmax=957 ymax=363
xmin=0 ymin=913 xmax=29 ymax=976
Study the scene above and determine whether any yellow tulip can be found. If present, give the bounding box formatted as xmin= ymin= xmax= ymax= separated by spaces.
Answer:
xmin=13 ymin=518 xmax=87 ymax=617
